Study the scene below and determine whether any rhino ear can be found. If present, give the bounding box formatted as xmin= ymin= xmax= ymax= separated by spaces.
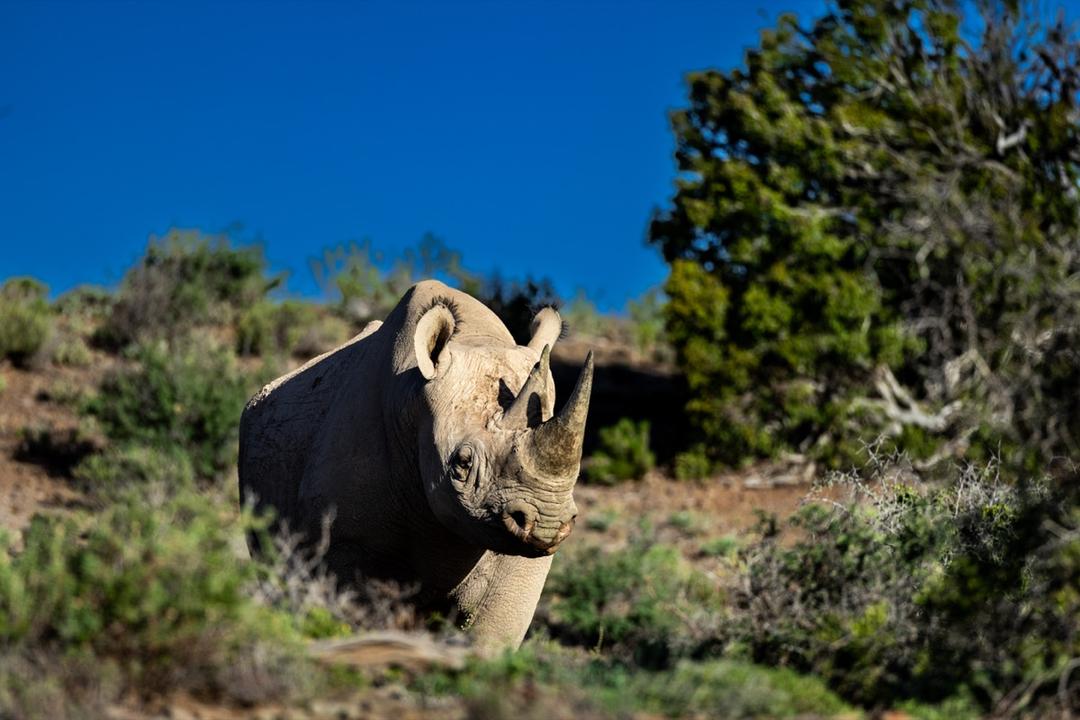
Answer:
xmin=528 ymin=307 xmax=562 ymax=353
xmin=415 ymin=304 xmax=455 ymax=380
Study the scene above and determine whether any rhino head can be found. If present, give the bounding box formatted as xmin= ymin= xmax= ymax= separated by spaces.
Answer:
xmin=412 ymin=302 xmax=592 ymax=558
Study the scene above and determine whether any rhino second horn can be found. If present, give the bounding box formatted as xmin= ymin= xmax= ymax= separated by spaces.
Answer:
xmin=500 ymin=344 xmax=551 ymax=429
xmin=526 ymin=350 xmax=593 ymax=480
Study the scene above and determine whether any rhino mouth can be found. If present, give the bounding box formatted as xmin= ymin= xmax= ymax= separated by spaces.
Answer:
xmin=500 ymin=499 xmax=575 ymax=555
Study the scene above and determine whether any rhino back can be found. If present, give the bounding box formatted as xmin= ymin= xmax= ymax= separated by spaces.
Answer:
xmin=239 ymin=320 xmax=386 ymax=534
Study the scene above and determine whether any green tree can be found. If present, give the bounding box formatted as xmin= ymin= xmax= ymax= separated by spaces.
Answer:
xmin=651 ymin=0 xmax=1080 ymax=468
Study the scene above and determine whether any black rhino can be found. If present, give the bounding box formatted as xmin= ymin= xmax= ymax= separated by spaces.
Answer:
xmin=239 ymin=280 xmax=593 ymax=651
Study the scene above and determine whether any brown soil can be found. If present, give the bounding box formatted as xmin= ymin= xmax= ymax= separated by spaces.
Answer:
xmin=0 ymin=359 xmax=102 ymax=536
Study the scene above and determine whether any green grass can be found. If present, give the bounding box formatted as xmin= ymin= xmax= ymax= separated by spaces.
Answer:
xmin=415 ymin=641 xmax=861 ymax=719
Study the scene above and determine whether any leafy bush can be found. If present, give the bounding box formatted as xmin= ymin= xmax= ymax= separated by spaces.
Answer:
xmin=651 ymin=1 xmax=1080 ymax=469
xmin=236 ymin=300 xmax=351 ymax=359
xmin=540 ymin=538 xmax=724 ymax=666
xmin=73 ymin=444 xmax=195 ymax=491
xmin=0 ymin=277 xmax=52 ymax=368
xmin=732 ymin=451 xmax=1079 ymax=714
xmin=48 ymin=290 xmax=101 ymax=367
xmin=311 ymin=240 xmax=411 ymax=323
xmin=584 ymin=418 xmax=655 ymax=485
xmin=96 ymin=229 xmax=277 ymax=349
xmin=50 ymin=336 xmax=92 ymax=367
xmin=0 ymin=487 xmax=313 ymax=712
xmin=236 ymin=299 xmax=311 ymax=356
xmin=53 ymin=284 xmax=112 ymax=318
xmin=83 ymin=340 xmax=252 ymax=478
xmin=673 ymin=443 xmax=712 ymax=480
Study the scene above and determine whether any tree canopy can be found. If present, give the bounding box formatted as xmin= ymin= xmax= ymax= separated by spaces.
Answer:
xmin=651 ymin=0 xmax=1080 ymax=469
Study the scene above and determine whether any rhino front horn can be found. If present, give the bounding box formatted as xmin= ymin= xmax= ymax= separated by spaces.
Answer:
xmin=527 ymin=351 xmax=593 ymax=479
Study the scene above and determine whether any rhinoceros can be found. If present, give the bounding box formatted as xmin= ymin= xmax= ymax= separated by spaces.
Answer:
xmin=238 ymin=280 xmax=593 ymax=651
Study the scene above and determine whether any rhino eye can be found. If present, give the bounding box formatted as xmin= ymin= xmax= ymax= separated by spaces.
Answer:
xmin=454 ymin=444 xmax=474 ymax=472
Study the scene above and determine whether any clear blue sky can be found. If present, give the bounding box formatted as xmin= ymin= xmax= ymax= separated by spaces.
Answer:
xmin=0 ymin=0 xmax=829 ymax=311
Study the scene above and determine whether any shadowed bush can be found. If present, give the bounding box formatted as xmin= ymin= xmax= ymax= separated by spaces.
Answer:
xmin=585 ymin=418 xmax=655 ymax=485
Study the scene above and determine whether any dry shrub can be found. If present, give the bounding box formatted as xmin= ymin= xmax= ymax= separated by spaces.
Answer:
xmin=251 ymin=511 xmax=426 ymax=638
xmin=0 ymin=649 xmax=122 ymax=720
xmin=732 ymin=444 xmax=1078 ymax=716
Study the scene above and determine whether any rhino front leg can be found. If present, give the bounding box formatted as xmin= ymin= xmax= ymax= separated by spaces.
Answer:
xmin=451 ymin=551 xmax=555 ymax=655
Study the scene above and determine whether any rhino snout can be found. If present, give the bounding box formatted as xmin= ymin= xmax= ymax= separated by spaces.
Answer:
xmin=501 ymin=499 xmax=576 ymax=554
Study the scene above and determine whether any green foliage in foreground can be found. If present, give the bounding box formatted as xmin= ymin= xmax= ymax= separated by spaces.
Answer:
xmin=652 ymin=0 xmax=1080 ymax=469
xmin=541 ymin=538 xmax=724 ymax=667
xmin=0 ymin=277 xmax=51 ymax=368
xmin=585 ymin=418 xmax=655 ymax=485
xmin=734 ymin=456 xmax=1079 ymax=714
xmin=416 ymin=641 xmax=859 ymax=720
xmin=83 ymin=340 xmax=252 ymax=478
xmin=0 ymin=488 xmax=313 ymax=715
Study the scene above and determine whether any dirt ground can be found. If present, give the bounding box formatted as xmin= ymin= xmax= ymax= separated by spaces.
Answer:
xmin=0 ymin=361 xmax=96 ymax=534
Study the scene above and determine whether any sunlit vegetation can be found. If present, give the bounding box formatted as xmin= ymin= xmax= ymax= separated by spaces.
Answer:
xmin=0 ymin=1 xmax=1078 ymax=717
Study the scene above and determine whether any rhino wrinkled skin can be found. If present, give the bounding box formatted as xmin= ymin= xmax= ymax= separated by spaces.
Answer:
xmin=238 ymin=280 xmax=593 ymax=652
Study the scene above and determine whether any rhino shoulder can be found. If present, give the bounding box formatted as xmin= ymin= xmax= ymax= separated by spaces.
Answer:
xmin=244 ymin=320 xmax=384 ymax=415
